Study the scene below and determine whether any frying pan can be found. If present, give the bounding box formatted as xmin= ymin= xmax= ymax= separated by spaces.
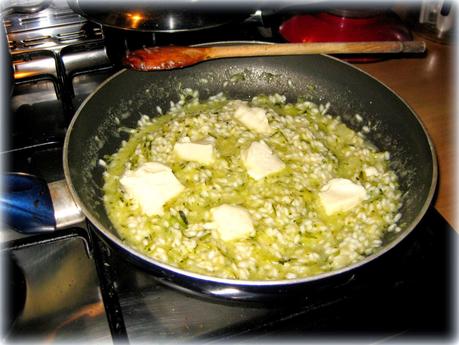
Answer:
xmin=4 ymin=55 xmax=437 ymax=302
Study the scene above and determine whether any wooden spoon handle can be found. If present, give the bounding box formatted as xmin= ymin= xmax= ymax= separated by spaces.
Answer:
xmin=207 ymin=41 xmax=426 ymax=59
xmin=124 ymin=41 xmax=426 ymax=71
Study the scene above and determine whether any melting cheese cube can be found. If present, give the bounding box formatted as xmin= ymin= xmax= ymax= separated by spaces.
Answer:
xmin=318 ymin=178 xmax=367 ymax=215
xmin=234 ymin=103 xmax=273 ymax=135
xmin=241 ymin=140 xmax=286 ymax=180
xmin=211 ymin=204 xmax=255 ymax=241
xmin=173 ymin=136 xmax=215 ymax=165
xmin=120 ymin=162 xmax=185 ymax=216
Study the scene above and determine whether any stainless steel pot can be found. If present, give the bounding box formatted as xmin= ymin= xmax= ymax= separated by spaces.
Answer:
xmin=67 ymin=0 xmax=255 ymax=32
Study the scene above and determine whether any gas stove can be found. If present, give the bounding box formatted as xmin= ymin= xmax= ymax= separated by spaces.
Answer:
xmin=1 ymin=1 xmax=456 ymax=343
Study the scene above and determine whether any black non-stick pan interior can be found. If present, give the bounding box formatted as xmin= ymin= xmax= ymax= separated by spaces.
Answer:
xmin=65 ymin=55 xmax=436 ymax=256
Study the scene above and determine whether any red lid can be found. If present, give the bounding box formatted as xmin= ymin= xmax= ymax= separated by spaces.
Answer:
xmin=279 ymin=12 xmax=412 ymax=62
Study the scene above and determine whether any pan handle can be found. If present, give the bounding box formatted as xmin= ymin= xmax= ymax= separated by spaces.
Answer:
xmin=1 ymin=174 xmax=56 ymax=233
xmin=1 ymin=174 xmax=85 ymax=234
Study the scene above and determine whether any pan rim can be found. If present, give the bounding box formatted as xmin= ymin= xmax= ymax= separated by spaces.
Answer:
xmin=63 ymin=54 xmax=438 ymax=287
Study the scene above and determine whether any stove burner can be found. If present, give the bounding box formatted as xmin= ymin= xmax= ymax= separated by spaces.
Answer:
xmin=3 ymin=0 xmax=52 ymax=16
xmin=2 ymin=229 xmax=112 ymax=342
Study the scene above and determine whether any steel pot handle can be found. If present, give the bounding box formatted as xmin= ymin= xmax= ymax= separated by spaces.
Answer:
xmin=1 ymin=173 xmax=85 ymax=234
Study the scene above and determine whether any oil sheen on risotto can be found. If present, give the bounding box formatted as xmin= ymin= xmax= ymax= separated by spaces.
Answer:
xmin=102 ymin=91 xmax=402 ymax=280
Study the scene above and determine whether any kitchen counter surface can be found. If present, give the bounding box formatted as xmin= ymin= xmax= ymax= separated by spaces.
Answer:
xmin=357 ymin=37 xmax=456 ymax=230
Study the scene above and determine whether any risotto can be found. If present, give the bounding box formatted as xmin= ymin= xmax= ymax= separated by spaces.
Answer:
xmin=102 ymin=90 xmax=402 ymax=280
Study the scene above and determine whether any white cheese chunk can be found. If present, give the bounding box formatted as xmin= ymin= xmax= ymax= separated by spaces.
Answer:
xmin=319 ymin=178 xmax=367 ymax=215
xmin=211 ymin=204 xmax=255 ymax=241
xmin=241 ymin=140 xmax=286 ymax=180
xmin=120 ymin=162 xmax=185 ymax=216
xmin=234 ymin=103 xmax=273 ymax=135
xmin=364 ymin=166 xmax=379 ymax=177
xmin=173 ymin=136 xmax=215 ymax=165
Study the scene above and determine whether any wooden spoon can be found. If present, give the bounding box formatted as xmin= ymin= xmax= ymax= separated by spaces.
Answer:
xmin=123 ymin=41 xmax=426 ymax=71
